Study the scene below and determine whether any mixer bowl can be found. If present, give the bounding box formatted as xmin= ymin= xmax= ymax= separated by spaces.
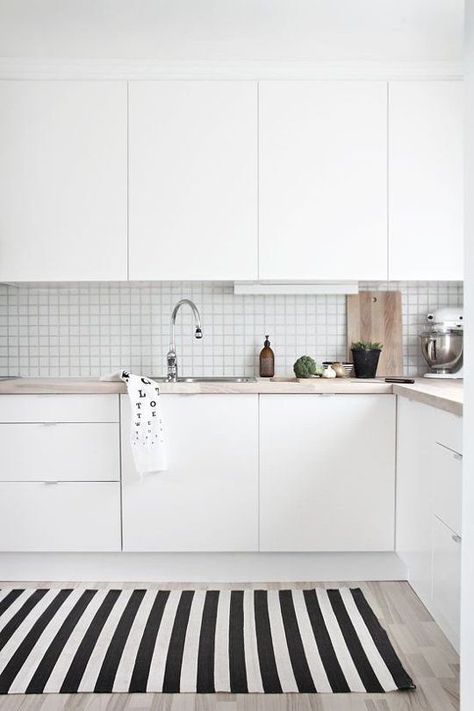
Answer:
xmin=419 ymin=329 xmax=463 ymax=373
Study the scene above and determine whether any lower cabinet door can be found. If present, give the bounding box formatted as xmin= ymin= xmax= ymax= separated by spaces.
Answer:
xmin=0 ymin=482 xmax=121 ymax=551
xmin=396 ymin=397 xmax=435 ymax=607
xmin=121 ymin=395 xmax=259 ymax=551
xmin=259 ymin=394 xmax=396 ymax=551
xmin=432 ymin=516 xmax=461 ymax=651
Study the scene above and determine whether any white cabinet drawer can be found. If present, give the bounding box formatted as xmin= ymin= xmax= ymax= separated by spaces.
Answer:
xmin=0 ymin=482 xmax=121 ymax=552
xmin=432 ymin=516 xmax=461 ymax=651
xmin=433 ymin=442 xmax=462 ymax=535
xmin=0 ymin=395 xmax=119 ymax=423
xmin=0 ymin=423 xmax=119 ymax=482
xmin=432 ymin=408 xmax=462 ymax=455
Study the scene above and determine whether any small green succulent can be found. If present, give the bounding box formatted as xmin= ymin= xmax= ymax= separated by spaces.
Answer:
xmin=351 ymin=341 xmax=383 ymax=351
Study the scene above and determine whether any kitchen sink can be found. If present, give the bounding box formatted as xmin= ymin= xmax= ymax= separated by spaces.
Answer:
xmin=150 ymin=376 xmax=257 ymax=383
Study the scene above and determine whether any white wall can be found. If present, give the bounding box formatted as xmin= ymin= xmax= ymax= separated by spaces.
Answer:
xmin=462 ymin=3 xmax=474 ymax=710
xmin=0 ymin=0 xmax=463 ymax=62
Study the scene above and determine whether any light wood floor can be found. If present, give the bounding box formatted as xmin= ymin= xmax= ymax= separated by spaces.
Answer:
xmin=0 ymin=581 xmax=459 ymax=711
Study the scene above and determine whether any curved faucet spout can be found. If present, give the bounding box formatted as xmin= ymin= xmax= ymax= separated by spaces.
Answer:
xmin=167 ymin=299 xmax=203 ymax=382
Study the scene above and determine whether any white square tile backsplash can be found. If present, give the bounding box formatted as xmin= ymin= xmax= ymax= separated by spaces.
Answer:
xmin=0 ymin=281 xmax=463 ymax=378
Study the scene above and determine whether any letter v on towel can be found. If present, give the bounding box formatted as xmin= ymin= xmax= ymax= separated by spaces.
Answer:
xmin=120 ymin=371 xmax=167 ymax=475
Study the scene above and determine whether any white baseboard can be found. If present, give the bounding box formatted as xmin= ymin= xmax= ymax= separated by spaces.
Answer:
xmin=0 ymin=552 xmax=406 ymax=583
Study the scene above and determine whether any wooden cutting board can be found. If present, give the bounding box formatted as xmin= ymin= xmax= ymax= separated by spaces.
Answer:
xmin=346 ymin=291 xmax=403 ymax=376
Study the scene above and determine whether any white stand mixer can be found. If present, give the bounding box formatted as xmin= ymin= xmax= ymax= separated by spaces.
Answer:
xmin=420 ymin=307 xmax=463 ymax=379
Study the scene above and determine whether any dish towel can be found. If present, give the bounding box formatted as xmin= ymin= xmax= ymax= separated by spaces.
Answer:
xmin=120 ymin=370 xmax=167 ymax=475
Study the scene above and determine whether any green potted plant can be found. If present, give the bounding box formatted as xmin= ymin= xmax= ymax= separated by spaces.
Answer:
xmin=351 ymin=341 xmax=383 ymax=378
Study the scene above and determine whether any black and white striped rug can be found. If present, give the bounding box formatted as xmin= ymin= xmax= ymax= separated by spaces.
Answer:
xmin=0 ymin=587 xmax=414 ymax=694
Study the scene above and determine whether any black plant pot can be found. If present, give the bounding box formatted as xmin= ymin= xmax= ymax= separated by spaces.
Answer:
xmin=351 ymin=349 xmax=382 ymax=379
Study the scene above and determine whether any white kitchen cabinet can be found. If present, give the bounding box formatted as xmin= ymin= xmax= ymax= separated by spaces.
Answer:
xmin=0 ymin=81 xmax=127 ymax=281
xmin=396 ymin=398 xmax=434 ymax=607
xmin=0 ymin=394 xmax=119 ymax=423
xmin=121 ymin=394 xmax=259 ymax=551
xmin=432 ymin=516 xmax=462 ymax=650
xmin=0 ymin=394 xmax=120 ymax=481
xmin=0 ymin=423 xmax=119 ymax=482
xmin=389 ymin=81 xmax=463 ymax=280
xmin=0 ymin=394 xmax=122 ymax=552
xmin=129 ymin=81 xmax=257 ymax=280
xmin=259 ymin=81 xmax=387 ymax=280
xmin=396 ymin=396 xmax=463 ymax=650
xmin=0 ymin=482 xmax=121 ymax=552
xmin=259 ymin=394 xmax=396 ymax=551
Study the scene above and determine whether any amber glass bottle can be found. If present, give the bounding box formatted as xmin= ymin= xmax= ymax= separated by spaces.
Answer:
xmin=259 ymin=335 xmax=275 ymax=377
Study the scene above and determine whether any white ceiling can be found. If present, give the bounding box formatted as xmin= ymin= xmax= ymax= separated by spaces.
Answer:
xmin=0 ymin=0 xmax=463 ymax=62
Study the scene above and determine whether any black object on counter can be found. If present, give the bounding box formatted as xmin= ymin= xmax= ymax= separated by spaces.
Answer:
xmin=259 ymin=335 xmax=275 ymax=378
xmin=351 ymin=348 xmax=381 ymax=378
xmin=384 ymin=377 xmax=415 ymax=384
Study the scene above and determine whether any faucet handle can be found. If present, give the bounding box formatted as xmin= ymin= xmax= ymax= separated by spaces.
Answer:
xmin=166 ymin=349 xmax=178 ymax=381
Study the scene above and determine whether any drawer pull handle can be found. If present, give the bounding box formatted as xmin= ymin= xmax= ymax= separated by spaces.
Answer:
xmin=41 ymin=422 xmax=59 ymax=426
xmin=435 ymin=442 xmax=463 ymax=459
xmin=452 ymin=533 xmax=462 ymax=543
xmin=44 ymin=481 xmax=59 ymax=485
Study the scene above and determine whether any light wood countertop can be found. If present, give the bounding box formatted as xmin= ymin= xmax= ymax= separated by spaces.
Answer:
xmin=0 ymin=376 xmax=463 ymax=414
xmin=0 ymin=376 xmax=391 ymax=396
xmin=393 ymin=379 xmax=463 ymax=416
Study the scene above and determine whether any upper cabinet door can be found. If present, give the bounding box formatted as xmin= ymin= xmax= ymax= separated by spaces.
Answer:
xmin=0 ymin=81 xmax=127 ymax=281
xmin=259 ymin=81 xmax=387 ymax=280
xmin=389 ymin=81 xmax=463 ymax=281
xmin=129 ymin=81 xmax=258 ymax=280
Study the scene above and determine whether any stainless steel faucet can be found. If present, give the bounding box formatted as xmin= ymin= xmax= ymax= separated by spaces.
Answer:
xmin=166 ymin=299 xmax=203 ymax=382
